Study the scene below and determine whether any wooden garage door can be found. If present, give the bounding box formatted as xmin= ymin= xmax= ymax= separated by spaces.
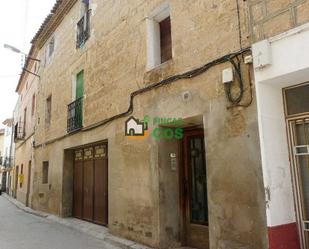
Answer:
xmin=73 ymin=143 xmax=108 ymax=225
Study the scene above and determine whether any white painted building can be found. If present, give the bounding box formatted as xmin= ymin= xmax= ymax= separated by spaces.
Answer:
xmin=253 ymin=23 xmax=309 ymax=249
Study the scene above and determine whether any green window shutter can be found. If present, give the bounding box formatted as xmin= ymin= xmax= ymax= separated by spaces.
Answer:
xmin=76 ymin=70 xmax=84 ymax=99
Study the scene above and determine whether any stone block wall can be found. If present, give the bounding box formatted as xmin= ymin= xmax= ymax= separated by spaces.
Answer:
xmin=248 ymin=0 xmax=309 ymax=41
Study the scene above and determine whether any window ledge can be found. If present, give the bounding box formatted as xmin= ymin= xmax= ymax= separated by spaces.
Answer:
xmin=146 ymin=58 xmax=173 ymax=73
xmin=144 ymin=59 xmax=175 ymax=85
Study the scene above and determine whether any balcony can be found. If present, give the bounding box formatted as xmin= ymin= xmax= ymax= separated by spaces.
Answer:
xmin=76 ymin=10 xmax=91 ymax=48
xmin=14 ymin=122 xmax=25 ymax=141
xmin=67 ymin=97 xmax=83 ymax=133
xmin=2 ymin=157 xmax=12 ymax=167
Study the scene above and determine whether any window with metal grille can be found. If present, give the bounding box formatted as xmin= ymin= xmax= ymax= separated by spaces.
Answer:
xmin=76 ymin=1 xmax=91 ymax=48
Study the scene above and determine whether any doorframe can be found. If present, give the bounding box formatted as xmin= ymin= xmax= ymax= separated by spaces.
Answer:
xmin=72 ymin=141 xmax=108 ymax=226
xmin=283 ymin=82 xmax=309 ymax=249
xmin=26 ymin=160 xmax=32 ymax=207
xmin=179 ymin=127 xmax=208 ymax=246
xmin=286 ymin=116 xmax=309 ymax=249
xmin=14 ymin=166 xmax=19 ymax=198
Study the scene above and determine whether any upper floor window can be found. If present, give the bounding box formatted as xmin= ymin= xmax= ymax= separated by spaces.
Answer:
xmin=146 ymin=3 xmax=172 ymax=70
xmin=46 ymin=95 xmax=52 ymax=127
xmin=14 ymin=119 xmax=25 ymax=141
xmin=34 ymin=61 xmax=38 ymax=73
xmin=77 ymin=0 xmax=91 ymax=48
xmin=23 ymin=108 xmax=27 ymax=137
xmin=159 ymin=16 xmax=172 ymax=63
xmin=67 ymin=71 xmax=84 ymax=133
xmin=31 ymin=94 xmax=36 ymax=116
xmin=42 ymin=161 xmax=49 ymax=184
xmin=48 ymin=37 xmax=55 ymax=57
xmin=45 ymin=36 xmax=55 ymax=65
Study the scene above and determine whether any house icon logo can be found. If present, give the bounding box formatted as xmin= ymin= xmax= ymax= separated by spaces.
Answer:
xmin=125 ymin=116 xmax=149 ymax=138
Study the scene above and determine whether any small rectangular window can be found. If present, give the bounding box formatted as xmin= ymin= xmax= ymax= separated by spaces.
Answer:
xmin=76 ymin=1 xmax=90 ymax=48
xmin=31 ymin=94 xmax=36 ymax=116
xmin=42 ymin=161 xmax=49 ymax=184
xmin=159 ymin=16 xmax=172 ymax=63
xmin=46 ymin=96 xmax=52 ymax=126
xmin=146 ymin=3 xmax=172 ymax=70
xmin=23 ymin=108 xmax=27 ymax=137
xmin=48 ymin=37 xmax=55 ymax=57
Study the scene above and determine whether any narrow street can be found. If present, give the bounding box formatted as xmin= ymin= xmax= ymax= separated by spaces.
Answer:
xmin=0 ymin=196 xmax=117 ymax=249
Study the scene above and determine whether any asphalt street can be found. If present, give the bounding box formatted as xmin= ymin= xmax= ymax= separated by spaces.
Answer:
xmin=0 ymin=196 xmax=118 ymax=249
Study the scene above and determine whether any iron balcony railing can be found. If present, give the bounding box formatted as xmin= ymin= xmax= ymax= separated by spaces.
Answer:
xmin=2 ymin=157 xmax=12 ymax=167
xmin=14 ymin=122 xmax=25 ymax=141
xmin=67 ymin=97 xmax=83 ymax=133
xmin=76 ymin=10 xmax=91 ymax=48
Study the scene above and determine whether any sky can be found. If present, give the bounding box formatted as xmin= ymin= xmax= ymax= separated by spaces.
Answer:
xmin=0 ymin=0 xmax=56 ymax=127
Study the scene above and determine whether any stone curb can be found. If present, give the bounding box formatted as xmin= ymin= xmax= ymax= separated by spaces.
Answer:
xmin=2 ymin=193 xmax=152 ymax=249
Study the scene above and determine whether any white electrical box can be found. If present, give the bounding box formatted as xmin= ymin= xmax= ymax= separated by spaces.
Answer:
xmin=252 ymin=39 xmax=272 ymax=69
xmin=244 ymin=55 xmax=253 ymax=64
xmin=222 ymin=68 xmax=233 ymax=84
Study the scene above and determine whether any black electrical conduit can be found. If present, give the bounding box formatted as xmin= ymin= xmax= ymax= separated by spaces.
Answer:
xmin=34 ymin=47 xmax=251 ymax=148
xmin=225 ymin=57 xmax=244 ymax=104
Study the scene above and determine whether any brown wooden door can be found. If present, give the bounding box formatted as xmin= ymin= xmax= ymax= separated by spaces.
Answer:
xmin=93 ymin=144 xmax=108 ymax=225
xmin=73 ymin=150 xmax=83 ymax=219
xmin=73 ymin=143 xmax=108 ymax=225
xmin=182 ymin=129 xmax=209 ymax=249
xmin=83 ymin=147 xmax=94 ymax=221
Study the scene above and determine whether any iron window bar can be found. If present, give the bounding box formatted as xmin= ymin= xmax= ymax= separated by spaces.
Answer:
xmin=67 ymin=97 xmax=83 ymax=133
xmin=76 ymin=10 xmax=91 ymax=48
xmin=2 ymin=157 xmax=12 ymax=167
xmin=14 ymin=122 xmax=25 ymax=141
xmin=294 ymin=145 xmax=309 ymax=156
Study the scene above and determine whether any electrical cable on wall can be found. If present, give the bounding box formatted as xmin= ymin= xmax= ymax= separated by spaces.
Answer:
xmin=224 ymin=56 xmax=245 ymax=105
xmin=32 ymin=47 xmax=251 ymax=148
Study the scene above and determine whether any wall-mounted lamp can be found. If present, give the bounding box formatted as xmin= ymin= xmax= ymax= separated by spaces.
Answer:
xmin=4 ymin=44 xmax=41 ymax=78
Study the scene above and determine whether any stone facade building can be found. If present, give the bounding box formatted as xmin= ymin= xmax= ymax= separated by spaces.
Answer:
xmin=12 ymin=47 xmax=39 ymax=206
xmin=11 ymin=0 xmax=309 ymax=249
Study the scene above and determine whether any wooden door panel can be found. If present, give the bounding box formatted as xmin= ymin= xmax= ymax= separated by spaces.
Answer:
xmin=182 ymin=129 xmax=209 ymax=249
xmin=73 ymin=161 xmax=83 ymax=218
xmin=83 ymin=159 xmax=94 ymax=221
xmin=73 ymin=144 xmax=108 ymax=225
xmin=94 ymin=158 xmax=108 ymax=225
xmin=187 ymin=224 xmax=209 ymax=249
